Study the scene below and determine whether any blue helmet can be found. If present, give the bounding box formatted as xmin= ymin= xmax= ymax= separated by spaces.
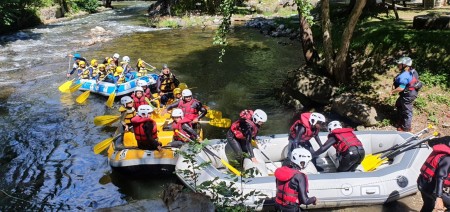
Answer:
xmin=73 ymin=53 xmax=81 ymax=61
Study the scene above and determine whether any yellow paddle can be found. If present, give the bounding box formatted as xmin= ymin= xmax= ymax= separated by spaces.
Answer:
xmin=76 ymin=90 xmax=90 ymax=104
xmin=93 ymin=134 xmax=120 ymax=154
xmin=176 ymin=131 xmax=241 ymax=176
xmin=105 ymin=91 xmax=116 ymax=108
xmin=94 ymin=115 xmax=120 ymax=126
xmin=206 ymin=109 xmax=222 ymax=119
xmin=58 ymin=79 xmax=74 ymax=92
xmin=361 ymin=125 xmax=433 ymax=170
xmin=69 ymin=83 xmax=82 ymax=93
xmin=362 ymin=132 xmax=439 ymax=172
xmin=200 ymin=118 xmax=231 ymax=128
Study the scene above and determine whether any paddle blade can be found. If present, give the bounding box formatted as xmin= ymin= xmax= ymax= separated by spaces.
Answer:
xmin=76 ymin=90 xmax=90 ymax=104
xmin=209 ymin=118 xmax=231 ymax=128
xmin=105 ymin=91 xmax=115 ymax=108
xmin=206 ymin=109 xmax=222 ymax=119
xmin=94 ymin=137 xmax=114 ymax=154
xmin=94 ymin=115 xmax=120 ymax=126
xmin=361 ymin=154 xmax=384 ymax=172
xmin=221 ymin=159 xmax=241 ymax=176
xmin=69 ymin=83 xmax=82 ymax=93
xmin=58 ymin=79 xmax=74 ymax=92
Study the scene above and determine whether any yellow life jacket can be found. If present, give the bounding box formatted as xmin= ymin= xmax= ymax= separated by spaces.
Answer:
xmin=119 ymin=106 xmax=136 ymax=124
xmin=79 ymin=68 xmax=90 ymax=79
xmin=90 ymin=66 xmax=99 ymax=78
xmin=159 ymin=73 xmax=176 ymax=92
xmin=137 ymin=67 xmax=148 ymax=77
xmin=97 ymin=71 xmax=107 ymax=81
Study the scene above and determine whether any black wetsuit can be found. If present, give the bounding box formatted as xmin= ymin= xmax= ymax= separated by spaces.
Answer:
xmin=225 ymin=119 xmax=259 ymax=166
xmin=418 ymin=156 xmax=450 ymax=212
xmin=312 ymin=136 xmax=365 ymax=172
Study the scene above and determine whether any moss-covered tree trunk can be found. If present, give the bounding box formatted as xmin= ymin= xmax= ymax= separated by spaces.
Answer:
xmin=321 ymin=0 xmax=334 ymax=76
xmin=297 ymin=15 xmax=319 ymax=65
xmin=103 ymin=0 xmax=112 ymax=8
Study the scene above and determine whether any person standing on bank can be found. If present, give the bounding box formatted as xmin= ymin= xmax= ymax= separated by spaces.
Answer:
xmin=417 ymin=136 xmax=450 ymax=212
xmin=390 ymin=56 xmax=422 ymax=132
xmin=312 ymin=121 xmax=365 ymax=172
xmin=275 ymin=148 xmax=317 ymax=211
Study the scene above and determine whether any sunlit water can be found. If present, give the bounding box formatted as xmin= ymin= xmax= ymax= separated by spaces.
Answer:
xmin=0 ymin=2 xmax=415 ymax=211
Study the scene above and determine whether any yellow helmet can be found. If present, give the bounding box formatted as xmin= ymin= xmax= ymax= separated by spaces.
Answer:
xmin=137 ymin=59 xmax=144 ymax=68
xmin=91 ymin=59 xmax=98 ymax=66
xmin=173 ymin=88 xmax=181 ymax=95
xmin=98 ymin=64 xmax=106 ymax=69
xmin=79 ymin=61 xmax=86 ymax=66
xmin=107 ymin=58 xmax=114 ymax=64
xmin=114 ymin=66 xmax=124 ymax=76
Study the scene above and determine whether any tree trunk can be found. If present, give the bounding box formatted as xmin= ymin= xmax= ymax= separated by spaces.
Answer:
xmin=332 ymin=0 xmax=367 ymax=83
xmin=298 ymin=16 xmax=320 ymax=65
xmin=321 ymin=0 xmax=334 ymax=76
xmin=103 ymin=0 xmax=112 ymax=8
xmin=59 ymin=0 xmax=69 ymax=15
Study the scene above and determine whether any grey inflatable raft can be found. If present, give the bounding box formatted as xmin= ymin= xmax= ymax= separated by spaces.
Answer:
xmin=175 ymin=131 xmax=432 ymax=210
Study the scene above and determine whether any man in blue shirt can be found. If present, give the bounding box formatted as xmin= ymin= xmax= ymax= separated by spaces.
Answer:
xmin=390 ymin=57 xmax=420 ymax=132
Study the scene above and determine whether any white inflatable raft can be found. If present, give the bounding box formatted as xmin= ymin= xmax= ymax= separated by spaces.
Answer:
xmin=175 ymin=131 xmax=433 ymax=210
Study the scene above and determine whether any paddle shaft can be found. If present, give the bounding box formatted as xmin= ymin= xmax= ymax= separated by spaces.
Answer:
xmin=374 ymin=126 xmax=430 ymax=156
xmin=142 ymin=61 xmax=156 ymax=69
xmin=384 ymin=134 xmax=437 ymax=159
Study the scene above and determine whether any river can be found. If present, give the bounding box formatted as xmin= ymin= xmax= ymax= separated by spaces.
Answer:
xmin=0 ymin=1 xmax=419 ymax=211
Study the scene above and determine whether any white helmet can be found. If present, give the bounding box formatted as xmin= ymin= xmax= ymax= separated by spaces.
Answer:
xmin=148 ymin=77 xmax=157 ymax=85
xmin=182 ymin=89 xmax=192 ymax=97
xmin=113 ymin=53 xmax=120 ymax=59
xmin=171 ymin=108 xmax=184 ymax=117
xmin=123 ymin=56 xmax=130 ymax=63
xmin=397 ymin=56 xmax=412 ymax=66
xmin=137 ymin=80 xmax=148 ymax=87
xmin=137 ymin=105 xmax=153 ymax=117
xmin=120 ymin=96 xmax=133 ymax=106
xmin=252 ymin=109 xmax=267 ymax=123
xmin=309 ymin=112 xmax=326 ymax=126
xmin=328 ymin=120 xmax=342 ymax=132
xmin=134 ymin=86 xmax=144 ymax=93
xmin=290 ymin=148 xmax=312 ymax=169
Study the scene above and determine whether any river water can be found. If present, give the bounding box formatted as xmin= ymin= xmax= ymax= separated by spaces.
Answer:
xmin=0 ymin=2 xmax=302 ymax=211
xmin=0 ymin=2 xmax=418 ymax=211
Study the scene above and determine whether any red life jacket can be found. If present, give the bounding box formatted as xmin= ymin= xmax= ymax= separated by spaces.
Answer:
xmin=274 ymin=166 xmax=308 ymax=206
xmin=131 ymin=116 xmax=158 ymax=142
xmin=420 ymin=144 xmax=450 ymax=186
xmin=178 ymin=99 xmax=199 ymax=121
xmin=132 ymin=94 xmax=148 ymax=110
xmin=172 ymin=118 xmax=195 ymax=142
xmin=289 ymin=113 xmax=316 ymax=142
xmin=329 ymin=128 xmax=362 ymax=153
xmin=144 ymin=87 xmax=152 ymax=99
xmin=230 ymin=119 xmax=259 ymax=140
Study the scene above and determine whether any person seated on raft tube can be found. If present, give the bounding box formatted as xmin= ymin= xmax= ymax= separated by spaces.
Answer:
xmin=131 ymin=87 xmax=151 ymax=111
xmin=312 ymin=121 xmax=365 ymax=172
xmin=131 ymin=105 xmax=162 ymax=151
xmin=163 ymin=89 xmax=207 ymax=127
xmin=417 ymin=136 xmax=450 ymax=212
xmin=114 ymin=66 xmax=126 ymax=84
xmin=76 ymin=61 xmax=91 ymax=79
xmin=93 ymin=64 xmax=108 ymax=82
xmin=156 ymin=64 xmax=180 ymax=106
xmin=66 ymin=53 xmax=88 ymax=78
xmin=118 ymin=96 xmax=136 ymax=132
xmin=103 ymin=53 xmax=120 ymax=67
xmin=225 ymin=109 xmax=267 ymax=166
xmin=275 ymin=148 xmax=317 ymax=212
xmin=136 ymin=80 xmax=152 ymax=99
xmin=287 ymin=112 xmax=326 ymax=170
xmin=163 ymin=108 xmax=200 ymax=148
xmin=88 ymin=59 xmax=99 ymax=79
xmin=120 ymin=56 xmax=136 ymax=82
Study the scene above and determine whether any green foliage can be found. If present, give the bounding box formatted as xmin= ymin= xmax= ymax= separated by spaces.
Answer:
xmin=420 ymin=71 xmax=449 ymax=89
xmin=414 ymin=96 xmax=428 ymax=113
xmin=377 ymin=118 xmax=392 ymax=127
xmin=177 ymin=139 xmax=266 ymax=211
xmin=171 ymin=0 xmax=223 ymax=16
xmin=70 ymin=0 xmax=98 ymax=13
xmin=427 ymin=94 xmax=450 ymax=106
xmin=158 ymin=19 xmax=180 ymax=28
xmin=213 ymin=0 xmax=235 ymax=62
xmin=294 ymin=0 xmax=315 ymax=26
xmin=0 ymin=0 xmax=44 ymax=34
